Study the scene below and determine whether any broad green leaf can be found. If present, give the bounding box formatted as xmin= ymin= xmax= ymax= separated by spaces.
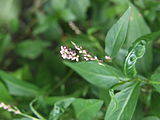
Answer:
xmin=105 ymin=7 xmax=131 ymax=57
xmin=124 ymin=31 xmax=160 ymax=77
xmin=125 ymin=4 xmax=151 ymax=74
xmin=114 ymin=5 xmax=153 ymax=74
xmin=49 ymin=98 xmax=75 ymax=120
xmin=0 ymin=70 xmax=39 ymax=97
xmin=16 ymin=40 xmax=50 ymax=59
xmin=142 ymin=116 xmax=160 ymax=120
xmin=105 ymin=82 xmax=140 ymax=120
xmin=73 ymin=98 xmax=103 ymax=120
xmin=125 ymin=5 xmax=151 ymax=46
xmin=64 ymin=61 xmax=128 ymax=89
xmin=0 ymin=81 xmax=12 ymax=102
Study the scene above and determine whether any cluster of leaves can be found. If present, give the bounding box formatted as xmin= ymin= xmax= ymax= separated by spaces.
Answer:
xmin=0 ymin=0 xmax=160 ymax=120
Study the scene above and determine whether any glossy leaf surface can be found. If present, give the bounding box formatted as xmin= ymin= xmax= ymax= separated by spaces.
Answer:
xmin=105 ymin=82 xmax=140 ymax=120
xmin=105 ymin=7 xmax=131 ymax=57
xmin=124 ymin=31 xmax=160 ymax=77
xmin=64 ymin=61 xmax=128 ymax=89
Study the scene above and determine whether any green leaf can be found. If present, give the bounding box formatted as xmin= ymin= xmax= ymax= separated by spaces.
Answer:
xmin=60 ymin=9 xmax=76 ymax=21
xmin=0 ymin=0 xmax=18 ymax=24
xmin=0 ymin=81 xmax=12 ymax=102
xmin=124 ymin=31 xmax=160 ymax=77
xmin=49 ymin=98 xmax=75 ymax=120
xmin=72 ymin=98 xmax=103 ymax=120
xmin=68 ymin=0 xmax=90 ymax=20
xmin=125 ymin=4 xmax=151 ymax=74
xmin=0 ymin=70 xmax=39 ymax=97
xmin=0 ymin=34 xmax=11 ymax=62
xmin=132 ymin=103 xmax=144 ymax=120
xmin=64 ymin=61 xmax=128 ymax=89
xmin=125 ymin=4 xmax=151 ymax=47
xmin=150 ymin=67 xmax=160 ymax=93
xmin=114 ymin=5 xmax=153 ymax=74
xmin=65 ymin=35 xmax=103 ymax=56
xmin=149 ymin=93 xmax=160 ymax=117
xmin=105 ymin=7 xmax=131 ymax=57
xmin=105 ymin=82 xmax=140 ymax=120
xmin=151 ymin=73 xmax=160 ymax=93
xmin=51 ymin=0 xmax=67 ymax=11
xmin=16 ymin=40 xmax=50 ymax=59
xmin=50 ymin=0 xmax=76 ymax=21
xmin=142 ymin=116 xmax=160 ymax=120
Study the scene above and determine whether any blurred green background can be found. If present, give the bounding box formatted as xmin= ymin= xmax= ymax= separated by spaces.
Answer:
xmin=0 ymin=0 xmax=160 ymax=119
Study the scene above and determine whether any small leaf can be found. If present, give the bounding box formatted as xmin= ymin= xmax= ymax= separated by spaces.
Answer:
xmin=64 ymin=61 xmax=128 ymax=89
xmin=105 ymin=82 xmax=140 ymax=120
xmin=105 ymin=7 xmax=131 ymax=57
xmin=16 ymin=40 xmax=50 ymax=59
xmin=49 ymin=98 xmax=75 ymax=120
xmin=0 ymin=70 xmax=39 ymax=97
xmin=73 ymin=98 xmax=103 ymax=120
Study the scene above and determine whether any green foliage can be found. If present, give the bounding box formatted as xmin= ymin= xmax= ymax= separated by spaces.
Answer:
xmin=105 ymin=82 xmax=140 ymax=120
xmin=105 ymin=7 xmax=130 ymax=57
xmin=16 ymin=40 xmax=50 ymax=59
xmin=150 ymin=66 xmax=160 ymax=94
xmin=0 ymin=70 xmax=39 ymax=97
xmin=142 ymin=116 xmax=160 ymax=120
xmin=49 ymin=98 xmax=75 ymax=120
xmin=64 ymin=61 xmax=127 ymax=89
xmin=0 ymin=0 xmax=160 ymax=120
xmin=73 ymin=98 xmax=103 ymax=120
xmin=124 ymin=31 xmax=160 ymax=77
xmin=0 ymin=81 xmax=12 ymax=102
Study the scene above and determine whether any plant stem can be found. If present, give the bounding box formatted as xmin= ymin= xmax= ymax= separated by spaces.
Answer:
xmin=20 ymin=113 xmax=40 ymax=120
xmin=30 ymin=98 xmax=46 ymax=120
